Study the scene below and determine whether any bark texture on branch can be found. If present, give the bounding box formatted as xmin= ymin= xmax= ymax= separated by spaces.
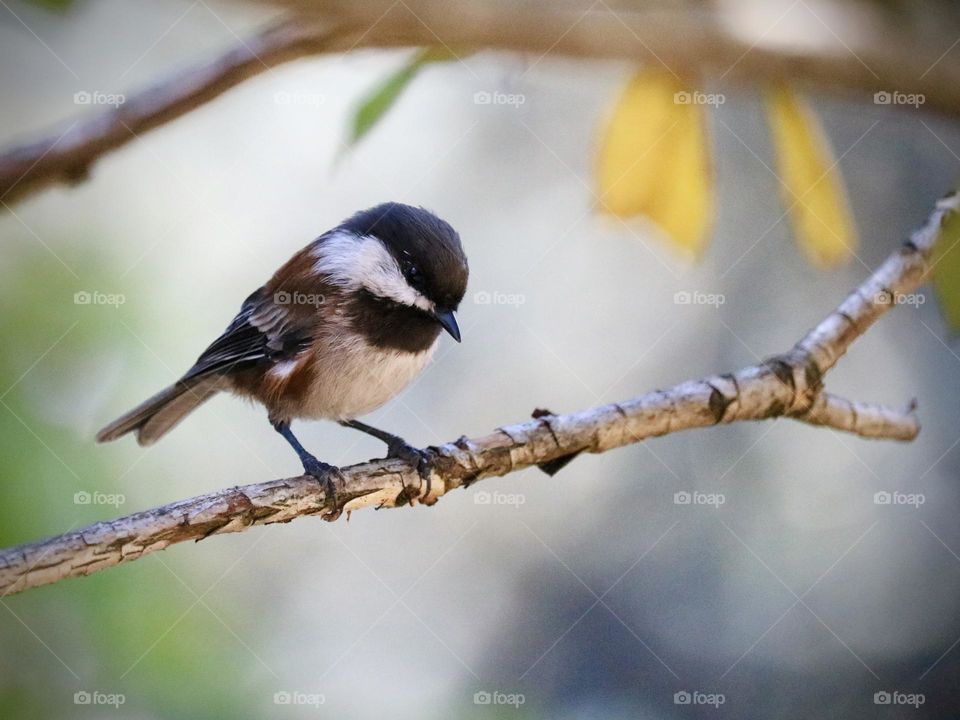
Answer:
xmin=0 ymin=192 xmax=955 ymax=597
xmin=2 ymin=0 xmax=959 ymax=206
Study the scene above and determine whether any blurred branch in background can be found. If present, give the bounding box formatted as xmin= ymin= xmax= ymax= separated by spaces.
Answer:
xmin=1 ymin=191 xmax=956 ymax=597
xmin=0 ymin=20 xmax=342 ymax=205
xmin=3 ymin=0 xmax=960 ymax=206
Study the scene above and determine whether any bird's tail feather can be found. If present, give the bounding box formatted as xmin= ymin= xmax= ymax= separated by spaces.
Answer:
xmin=96 ymin=375 xmax=228 ymax=446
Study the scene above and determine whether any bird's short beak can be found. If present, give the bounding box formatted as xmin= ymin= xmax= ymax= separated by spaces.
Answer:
xmin=433 ymin=308 xmax=461 ymax=342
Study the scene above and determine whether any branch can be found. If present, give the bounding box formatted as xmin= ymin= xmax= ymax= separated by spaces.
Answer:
xmin=0 ymin=20 xmax=348 ymax=206
xmin=1 ymin=192 xmax=955 ymax=596
xmin=3 ymin=0 xmax=960 ymax=206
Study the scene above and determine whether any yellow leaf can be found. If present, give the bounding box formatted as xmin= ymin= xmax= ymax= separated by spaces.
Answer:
xmin=597 ymin=69 xmax=713 ymax=257
xmin=765 ymin=85 xmax=858 ymax=269
xmin=597 ymin=70 xmax=679 ymax=217
xmin=642 ymin=93 xmax=713 ymax=256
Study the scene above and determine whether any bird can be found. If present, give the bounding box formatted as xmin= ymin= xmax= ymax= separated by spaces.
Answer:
xmin=97 ymin=202 xmax=468 ymax=517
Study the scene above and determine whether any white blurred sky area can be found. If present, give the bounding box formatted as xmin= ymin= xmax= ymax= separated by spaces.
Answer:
xmin=2 ymin=1 xmax=960 ymax=718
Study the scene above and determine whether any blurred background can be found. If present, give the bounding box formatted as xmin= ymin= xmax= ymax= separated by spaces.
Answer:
xmin=1 ymin=0 xmax=960 ymax=717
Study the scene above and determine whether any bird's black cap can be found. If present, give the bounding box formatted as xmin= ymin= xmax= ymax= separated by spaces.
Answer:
xmin=340 ymin=202 xmax=468 ymax=311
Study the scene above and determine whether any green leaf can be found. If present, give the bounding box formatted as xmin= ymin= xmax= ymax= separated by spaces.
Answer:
xmin=932 ymin=202 xmax=960 ymax=331
xmin=24 ymin=0 xmax=74 ymax=11
xmin=348 ymin=48 xmax=456 ymax=146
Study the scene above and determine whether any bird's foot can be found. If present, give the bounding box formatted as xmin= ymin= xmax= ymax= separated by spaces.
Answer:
xmin=302 ymin=457 xmax=345 ymax=521
xmin=387 ymin=440 xmax=434 ymax=503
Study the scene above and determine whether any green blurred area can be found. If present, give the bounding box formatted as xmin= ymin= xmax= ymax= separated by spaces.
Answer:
xmin=0 ymin=249 xmax=255 ymax=719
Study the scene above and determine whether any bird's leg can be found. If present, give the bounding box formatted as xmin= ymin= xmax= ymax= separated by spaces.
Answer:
xmin=340 ymin=419 xmax=433 ymax=499
xmin=340 ymin=419 xmax=410 ymax=455
xmin=272 ymin=420 xmax=343 ymax=520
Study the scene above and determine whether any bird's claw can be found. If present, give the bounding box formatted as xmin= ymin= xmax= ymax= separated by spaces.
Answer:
xmin=387 ymin=441 xmax=434 ymax=502
xmin=303 ymin=458 xmax=344 ymax=521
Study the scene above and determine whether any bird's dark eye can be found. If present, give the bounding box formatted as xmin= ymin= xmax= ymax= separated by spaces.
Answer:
xmin=405 ymin=263 xmax=423 ymax=286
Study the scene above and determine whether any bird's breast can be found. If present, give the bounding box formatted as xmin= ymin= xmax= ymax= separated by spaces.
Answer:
xmin=273 ymin=334 xmax=439 ymax=421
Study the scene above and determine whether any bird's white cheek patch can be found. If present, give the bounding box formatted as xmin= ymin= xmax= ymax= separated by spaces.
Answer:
xmin=408 ymin=293 xmax=436 ymax=314
xmin=312 ymin=233 xmax=434 ymax=312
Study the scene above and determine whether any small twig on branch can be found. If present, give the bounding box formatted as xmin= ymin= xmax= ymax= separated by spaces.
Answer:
xmin=0 ymin=192 xmax=955 ymax=597
xmin=3 ymin=0 xmax=960 ymax=207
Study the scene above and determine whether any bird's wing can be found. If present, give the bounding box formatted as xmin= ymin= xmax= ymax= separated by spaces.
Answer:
xmin=182 ymin=288 xmax=313 ymax=381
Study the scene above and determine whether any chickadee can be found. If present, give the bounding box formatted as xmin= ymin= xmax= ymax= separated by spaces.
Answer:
xmin=97 ymin=203 xmax=468 ymax=514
